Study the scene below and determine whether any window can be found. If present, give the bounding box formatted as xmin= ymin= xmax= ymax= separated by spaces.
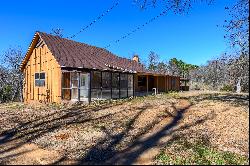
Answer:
xmin=71 ymin=72 xmax=78 ymax=88
xmin=35 ymin=72 xmax=45 ymax=87
xmin=81 ymin=76 xmax=85 ymax=86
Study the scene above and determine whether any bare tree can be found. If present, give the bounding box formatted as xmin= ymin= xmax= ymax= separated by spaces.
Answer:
xmin=157 ymin=61 xmax=168 ymax=73
xmin=224 ymin=0 xmax=249 ymax=54
xmin=223 ymin=0 xmax=249 ymax=92
xmin=190 ymin=53 xmax=249 ymax=92
xmin=133 ymin=0 xmax=214 ymax=13
xmin=0 ymin=47 xmax=24 ymax=102
xmin=147 ymin=51 xmax=159 ymax=71
xmin=51 ymin=28 xmax=64 ymax=37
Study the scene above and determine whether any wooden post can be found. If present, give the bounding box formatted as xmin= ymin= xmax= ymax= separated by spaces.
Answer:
xmin=88 ymin=71 xmax=92 ymax=104
xmin=133 ymin=74 xmax=135 ymax=97
xmin=126 ymin=74 xmax=128 ymax=98
xmin=157 ymin=76 xmax=159 ymax=94
xmin=119 ymin=73 xmax=121 ymax=98
xmin=100 ymin=71 xmax=103 ymax=99
xmin=146 ymin=75 xmax=149 ymax=94
xmin=61 ymin=72 xmax=63 ymax=101
xmin=165 ymin=76 xmax=167 ymax=92
xmin=170 ymin=76 xmax=172 ymax=91
xmin=166 ymin=76 xmax=168 ymax=92
xmin=110 ymin=72 xmax=113 ymax=99
xmin=78 ymin=72 xmax=80 ymax=102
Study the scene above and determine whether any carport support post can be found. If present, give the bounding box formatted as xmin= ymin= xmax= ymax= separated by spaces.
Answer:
xmin=157 ymin=76 xmax=159 ymax=94
xmin=146 ymin=75 xmax=149 ymax=95
xmin=119 ymin=73 xmax=121 ymax=98
xmin=88 ymin=72 xmax=92 ymax=104
xmin=133 ymin=74 xmax=135 ymax=97
xmin=165 ymin=76 xmax=167 ymax=92
xmin=78 ymin=72 xmax=80 ymax=102
xmin=110 ymin=72 xmax=113 ymax=99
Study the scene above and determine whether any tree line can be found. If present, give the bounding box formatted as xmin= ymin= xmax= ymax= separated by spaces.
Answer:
xmin=0 ymin=0 xmax=248 ymax=102
xmin=145 ymin=51 xmax=249 ymax=92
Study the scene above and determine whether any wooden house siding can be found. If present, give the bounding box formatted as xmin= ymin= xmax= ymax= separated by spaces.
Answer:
xmin=134 ymin=74 xmax=180 ymax=94
xmin=23 ymin=44 xmax=62 ymax=103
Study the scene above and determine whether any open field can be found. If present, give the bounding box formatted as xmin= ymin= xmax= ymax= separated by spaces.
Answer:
xmin=0 ymin=91 xmax=249 ymax=165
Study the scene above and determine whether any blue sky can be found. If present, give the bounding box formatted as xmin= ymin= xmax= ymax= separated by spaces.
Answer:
xmin=0 ymin=0 xmax=235 ymax=66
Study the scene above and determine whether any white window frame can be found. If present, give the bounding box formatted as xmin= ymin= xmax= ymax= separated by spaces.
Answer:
xmin=35 ymin=72 xmax=46 ymax=87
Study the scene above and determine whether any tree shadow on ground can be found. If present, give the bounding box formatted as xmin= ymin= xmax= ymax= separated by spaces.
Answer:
xmin=181 ymin=92 xmax=249 ymax=108
xmin=0 ymin=96 xmax=217 ymax=165
xmin=0 ymin=150 xmax=33 ymax=165
xmin=0 ymin=101 xmax=131 ymax=163
xmin=75 ymin=101 xmax=215 ymax=165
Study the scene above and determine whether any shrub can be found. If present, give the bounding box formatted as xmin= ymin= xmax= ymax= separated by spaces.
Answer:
xmin=0 ymin=85 xmax=13 ymax=102
xmin=220 ymin=84 xmax=234 ymax=92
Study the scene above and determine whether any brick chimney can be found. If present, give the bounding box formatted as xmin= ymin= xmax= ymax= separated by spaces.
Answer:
xmin=132 ymin=55 xmax=139 ymax=63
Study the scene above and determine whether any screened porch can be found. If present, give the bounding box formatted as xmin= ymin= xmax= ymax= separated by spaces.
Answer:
xmin=61 ymin=70 xmax=134 ymax=103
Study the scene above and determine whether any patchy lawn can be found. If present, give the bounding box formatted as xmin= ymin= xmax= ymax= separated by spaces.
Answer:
xmin=156 ymin=138 xmax=248 ymax=165
xmin=0 ymin=91 xmax=249 ymax=165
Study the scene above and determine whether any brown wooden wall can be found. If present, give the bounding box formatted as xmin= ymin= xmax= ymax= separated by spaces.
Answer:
xmin=23 ymin=44 xmax=62 ymax=103
xmin=135 ymin=74 xmax=180 ymax=93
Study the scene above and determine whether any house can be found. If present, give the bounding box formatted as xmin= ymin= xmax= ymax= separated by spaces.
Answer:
xmin=20 ymin=32 xmax=180 ymax=103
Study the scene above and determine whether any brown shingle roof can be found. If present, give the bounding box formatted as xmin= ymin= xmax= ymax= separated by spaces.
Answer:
xmin=21 ymin=31 xmax=174 ymax=76
xmin=38 ymin=32 xmax=147 ymax=73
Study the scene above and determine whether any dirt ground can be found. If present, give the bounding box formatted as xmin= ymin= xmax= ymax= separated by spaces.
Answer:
xmin=0 ymin=91 xmax=249 ymax=165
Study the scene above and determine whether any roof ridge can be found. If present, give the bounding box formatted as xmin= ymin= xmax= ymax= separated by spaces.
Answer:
xmin=25 ymin=31 xmax=147 ymax=73
xmin=37 ymin=31 xmax=114 ymax=55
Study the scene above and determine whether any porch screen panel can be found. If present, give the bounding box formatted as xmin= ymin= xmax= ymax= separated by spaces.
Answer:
xmin=128 ymin=74 xmax=133 ymax=97
xmin=62 ymin=72 xmax=71 ymax=100
xmin=120 ymin=73 xmax=128 ymax=98
xmin=71 ymin=72 xmax=79 ymax=100
xmin=112 ymin=73 xmax=119 ymax=99
xmin=102 ymin=72 xmax=111 ymax=99
xmin=91 ymin=71 xmax=102 ymax=100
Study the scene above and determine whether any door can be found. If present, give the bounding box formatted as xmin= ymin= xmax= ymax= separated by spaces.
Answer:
xmin=62 ymin=72 xmax=71 ymax=100
xmin=71 ymin=72 xmax=79 ymax=101
xmin=79 ymin=73 xmax=90 ymax=102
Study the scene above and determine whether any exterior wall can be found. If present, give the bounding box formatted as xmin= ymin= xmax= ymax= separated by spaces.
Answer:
xmin=134 ymin=74 xmax=180 ymax=93
xmin=169 ymin=76 xmax=172 ymax=91
xmin=134 ymin=74 xmax=139 ymax=92
xmin=23 ymin=44 xmax=62 ymax=103
xmin=158 ymin=76 xmax=165 ymax=92
xmin=134 ymin=75 xmax=147 ymax=92
xmin=176 ymin=76 xmax=180 ymax=91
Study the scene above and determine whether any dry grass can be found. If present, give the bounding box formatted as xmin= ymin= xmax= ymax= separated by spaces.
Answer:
xmin=0 ymin=91 xmax=249 ymax=165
